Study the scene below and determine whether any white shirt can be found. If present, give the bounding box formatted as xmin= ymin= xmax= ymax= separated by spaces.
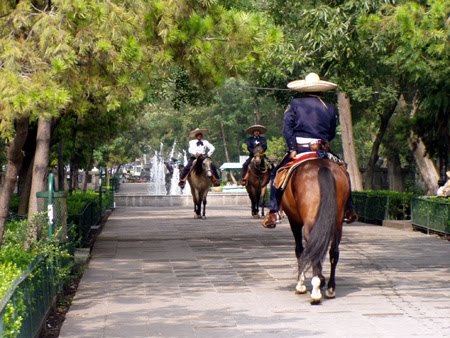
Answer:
xmin=188 ymin=139 xmax=215 ymax=157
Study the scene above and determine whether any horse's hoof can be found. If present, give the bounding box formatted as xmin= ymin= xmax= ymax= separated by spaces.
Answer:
xmin=310 ymin=298 xmax=322 ymax=305
xmin=252 ymin=214 xmax=260 ymax=219
xmin=325 ymin=289 xmax=336 ymax=299
xmin=310 ymin=276 xmax=322 ymax=304
xmin=202 ymin=216 xmax=206 ymax=219
xmin=295 ymin=281 xmax=307 ymax=294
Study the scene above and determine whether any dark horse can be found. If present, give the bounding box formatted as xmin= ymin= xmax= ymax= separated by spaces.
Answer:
xmin=270 ymin=157 xmax=350 ymax=304
xmin=187 ymin=156 xmax=213 ymax=219
xmin=245 ymin=144 xmax=271 ymax=218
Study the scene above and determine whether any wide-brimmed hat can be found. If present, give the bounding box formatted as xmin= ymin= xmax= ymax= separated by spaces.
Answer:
xmin=287 ymin=73 xmax=337 ymax=92
xmin=246 ymin=124 xmax=267 ymax=135
xmin=189 ymin=128 xmax=208 ymax=139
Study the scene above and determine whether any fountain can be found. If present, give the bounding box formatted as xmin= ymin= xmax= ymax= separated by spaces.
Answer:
xmin=148 ymin=141 xmax=190 ymax=196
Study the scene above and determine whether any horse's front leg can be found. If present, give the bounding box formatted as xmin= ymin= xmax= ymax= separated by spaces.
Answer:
xmin=202 ymin=198 xmax=207 ymax=219
xmin=194 ymin=202 xmax=202 ymax=218
xmin=261 ymin=186 xmax=267 ymax=217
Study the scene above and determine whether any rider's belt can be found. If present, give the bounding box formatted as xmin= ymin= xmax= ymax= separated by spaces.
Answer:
xmin=297 ymin=142 xmax=321 ymax=151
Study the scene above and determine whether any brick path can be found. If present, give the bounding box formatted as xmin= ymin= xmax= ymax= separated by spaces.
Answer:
xmin=60 ymin=202 xmax=450 ymax=337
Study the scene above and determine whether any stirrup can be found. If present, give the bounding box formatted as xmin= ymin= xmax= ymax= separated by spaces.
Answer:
xmin=178 ymin=180 xmax=185 ymax=189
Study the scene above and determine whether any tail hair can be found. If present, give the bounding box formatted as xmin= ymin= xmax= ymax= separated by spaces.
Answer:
xmin=298 ymin=166 xmax=337 ymax=275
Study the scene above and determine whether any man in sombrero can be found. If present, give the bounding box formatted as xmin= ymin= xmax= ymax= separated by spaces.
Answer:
xmin=178 ymin=128 xmax=221 ymax=189
xmin=262 ymin=72 xmax=357 ymax=227
xmin=240 ymin=124 xmax=268 ymax=185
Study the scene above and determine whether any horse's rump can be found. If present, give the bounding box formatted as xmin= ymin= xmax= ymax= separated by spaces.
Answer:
xmin=281 ymin=159 xmax=350 ymax=237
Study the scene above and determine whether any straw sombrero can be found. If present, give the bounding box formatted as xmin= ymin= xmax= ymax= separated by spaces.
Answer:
xmin=189 ymin=128 xmax=208 ymax=139
xmin=287 ymin=73 xmax=337 ymax=92
xmin=246 ymin=124 xmax=267 ymax=135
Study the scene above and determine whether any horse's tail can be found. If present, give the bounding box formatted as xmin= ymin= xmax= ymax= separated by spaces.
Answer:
xmin=298 ymin=166 xmax=337 ymax=275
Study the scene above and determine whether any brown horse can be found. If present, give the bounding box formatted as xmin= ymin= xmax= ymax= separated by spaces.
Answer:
xmin=245 ymin=145 xmax=271 ymax=218
xmin=187 ymin=156 xmax=213 ymax=219
xmin=280 ymin=158 xmax=350 ymax=304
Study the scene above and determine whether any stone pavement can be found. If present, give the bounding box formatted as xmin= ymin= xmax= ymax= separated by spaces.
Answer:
xmin=60 ymin=201 xmax=450 ymax=337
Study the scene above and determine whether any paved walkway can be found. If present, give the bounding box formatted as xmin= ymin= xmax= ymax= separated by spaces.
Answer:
xmin=60 ymin=198 xmax=450 ymax=337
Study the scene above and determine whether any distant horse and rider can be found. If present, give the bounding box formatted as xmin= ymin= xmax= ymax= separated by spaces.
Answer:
xmin=178 ymin=128 xmax=220 ymax=219
xmin=243 ymin=144 xmax=271 ymax=218
xmin=240 ymin=124 xmax=271 ymax=218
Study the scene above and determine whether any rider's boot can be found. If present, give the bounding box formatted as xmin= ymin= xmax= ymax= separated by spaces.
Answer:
xmin=178 ymin=177 xmax=186 ymax=189
xmin=240 ymin=171 xmax=249 ymax=185
xmin=262 ymin=210 xmax=281 ymax=228
xmin=212 ymin=176 xmax=220 ymax=187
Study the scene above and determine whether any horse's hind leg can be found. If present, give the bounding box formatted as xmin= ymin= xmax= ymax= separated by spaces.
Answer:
xmin=326 ymin=233 xmax=340 ymax=299
xmin=290 ymin=223 xmax=306 ymax=294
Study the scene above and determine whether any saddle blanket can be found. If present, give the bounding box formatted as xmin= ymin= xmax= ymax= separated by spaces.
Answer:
xmin=273 ymin=152 xmax=318 ymax=190
xmin=274 ymin=151 xmax=346 ymax=190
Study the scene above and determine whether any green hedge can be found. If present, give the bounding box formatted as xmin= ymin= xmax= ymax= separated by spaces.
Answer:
xmin=353 ymin=190 xmax=415 ymax=225
xmin=0 ymin=188 xmax=112 ymax=337
xmin=411 ymin=197 xmax=450 ymax=235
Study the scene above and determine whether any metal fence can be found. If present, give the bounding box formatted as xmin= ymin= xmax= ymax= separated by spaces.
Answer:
xmin=411 ymin=197 xmax=450 ymax=235
xmin=0 ymin=256 xmax=63 ymax=338
xmin=0 ymin=186 xmax=115 ymax=337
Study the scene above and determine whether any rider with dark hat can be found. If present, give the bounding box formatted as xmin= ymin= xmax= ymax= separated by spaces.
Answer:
xmin=240 ymin=124 xmax=268 ymax=185
xmin=262 ymin=73 xmax=357 ymax=227
xmin=178 ymin=128 xmax=221 ymax=189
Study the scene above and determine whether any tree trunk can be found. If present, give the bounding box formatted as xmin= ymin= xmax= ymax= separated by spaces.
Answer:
xmin=0 ymin=117 xmax=29 ymax=246
xmin=220 ymin=121 xmax=237 ymax=184
xmin=28 ymin=117 xmax=52 ymax=216
xmin=82 ymin=148 xmax=94 ymax=193
xmin=387 ymin=152 xmax=404 ymax=191
xmin=57 ymin=141 xmax=65 ymax=191
xmin=337 ymin=92 xmax=363 ymax=191
xmin=408 ymin=134 xmax=439 ymax=195
xmin=364 ymin=96 xmax=399 ymax=189
xmin=406 ymin=94 xmax=439 ymax=195
xmin=17 ymin=158 xmax=33 ymax=215
xmin=17 ymin=126 xmax=37 ymax=215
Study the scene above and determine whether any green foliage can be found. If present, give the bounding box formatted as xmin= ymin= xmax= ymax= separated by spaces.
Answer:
xmin=265 ymin=136 xmax=286 ymax=163
xmin=0 ymin=213 xmax=73 ymax=337
xmin=358 ymin=0 xmax=450 ymax=158
xmin=354 ymin=190 xmax=416 ymax=221
xmin=67 ymin=190 xmax=99 ymax=219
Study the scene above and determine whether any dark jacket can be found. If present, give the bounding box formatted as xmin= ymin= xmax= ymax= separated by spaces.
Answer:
xmin=283 ymin=96 xmax=337 ymax=150
xmin=246 ymin=136 xmax=267 ymax=156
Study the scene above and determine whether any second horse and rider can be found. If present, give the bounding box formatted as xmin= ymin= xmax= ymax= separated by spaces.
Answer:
xmin=177 ymin=72 xmax=358 ymax=226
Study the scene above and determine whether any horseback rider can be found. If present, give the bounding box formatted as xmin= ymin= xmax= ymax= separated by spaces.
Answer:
xmin=262 ymin=73 xmax=357 ymax=227
xmin=240 ymin=124 xmax=268 ymax=185
xmin=178 ymin=128 xmax=221 ymax=189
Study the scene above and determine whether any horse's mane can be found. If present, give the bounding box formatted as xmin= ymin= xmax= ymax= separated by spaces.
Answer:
xmin=194 ymin=157 xmax=204 ymax=176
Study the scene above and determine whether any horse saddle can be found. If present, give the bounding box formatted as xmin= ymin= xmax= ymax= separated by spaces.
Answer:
xmin=273 ymin=151 xmax=347 ymax=190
